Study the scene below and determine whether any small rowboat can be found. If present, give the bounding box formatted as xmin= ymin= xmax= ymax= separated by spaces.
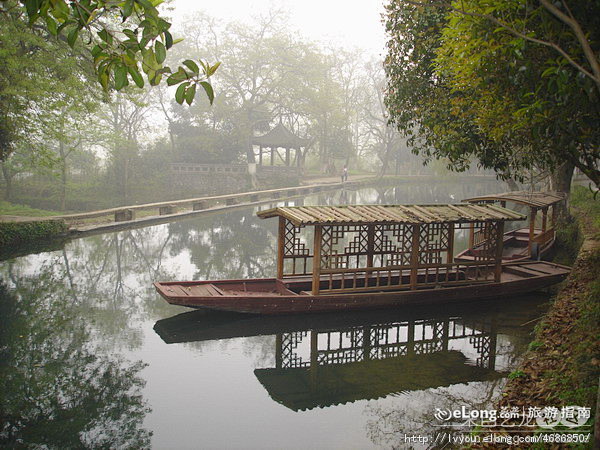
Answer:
xmin=456 ymin=191 xmax=566 ymax=262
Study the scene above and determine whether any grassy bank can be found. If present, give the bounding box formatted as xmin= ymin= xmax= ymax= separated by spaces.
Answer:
xmin=0 ymin=219 xmax=68 ymax=251
xmin=497 ymin=186 xmax=599 ymax=443
xmin=0 ymin=201 xmax=59 ymax=217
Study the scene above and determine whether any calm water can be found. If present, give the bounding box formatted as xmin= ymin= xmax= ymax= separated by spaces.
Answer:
xmin=0 ymin=180 xmax=551 ymax=448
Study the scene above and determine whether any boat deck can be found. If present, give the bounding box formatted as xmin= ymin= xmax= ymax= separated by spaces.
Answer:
xmin=154 ymin=260 xmax=570 ymax=314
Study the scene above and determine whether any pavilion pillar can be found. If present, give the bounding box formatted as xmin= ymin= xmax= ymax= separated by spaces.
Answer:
xmin=494 ymin=221 xmax=505 ymax=282
xmin=277 ymin=217 xmax=286 ymax=279
xmin=528 ymin=207 xmax=537 ymax=256
xmin=446 ymin=223 xmax=455 ymax=264
xmin=312 ymin=225 xmax=323 ymax=295
xmin=270 ymin=147 xmax=274 ymax=165
xmin=285 ymin=147 xmax=290 ymax=166
xmin=259 ymin=146 xmax=263 ymax=166
xmin=410 ymin=224 xmax=420 ymax=289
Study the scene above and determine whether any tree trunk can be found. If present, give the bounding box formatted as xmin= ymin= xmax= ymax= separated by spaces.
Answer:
xmin=550 ymin=161 xmax=574 ymax=218
xmin=506 ymin=178 xmax=520 ymax=191
xmin=59 ymin=140 xmax=67 ymax=211
xmin=1 ymin=163 xmax=13 ymax=201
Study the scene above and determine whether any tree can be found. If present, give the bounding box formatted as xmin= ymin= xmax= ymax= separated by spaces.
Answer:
xmin=384 ymin=0 xmax=600 ymax=191
xmin=0 ymin=0 xmax=219 ymax=110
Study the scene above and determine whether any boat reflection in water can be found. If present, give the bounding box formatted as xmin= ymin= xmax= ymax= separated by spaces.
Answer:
xmin=154 ymin=295 xmax=546 ymax=412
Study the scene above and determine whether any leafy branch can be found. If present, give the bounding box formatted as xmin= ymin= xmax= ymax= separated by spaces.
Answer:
xmin=1 ymin=0 xmax=220 ymax=104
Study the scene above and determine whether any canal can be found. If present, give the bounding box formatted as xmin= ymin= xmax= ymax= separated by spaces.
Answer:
xmin=0 ymin=180 xmax=551 ymax=448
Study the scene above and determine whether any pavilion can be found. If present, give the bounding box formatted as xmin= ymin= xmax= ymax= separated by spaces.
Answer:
xmin=252 ymin=123 xmax=311 ymax=167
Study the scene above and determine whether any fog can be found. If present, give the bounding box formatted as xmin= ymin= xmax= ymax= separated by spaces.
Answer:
xmin=0 ymin=0 xmax=488 ymax=213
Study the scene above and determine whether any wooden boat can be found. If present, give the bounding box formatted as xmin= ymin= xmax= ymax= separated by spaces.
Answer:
xmin=155 ymin=203 xmax=570 ymax=314
xmin=456 ymin=191 xmax=566 ymax=262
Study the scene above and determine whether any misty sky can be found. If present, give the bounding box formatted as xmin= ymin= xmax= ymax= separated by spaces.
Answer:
xmin=170 ymin=0 xmax=387 ymax=56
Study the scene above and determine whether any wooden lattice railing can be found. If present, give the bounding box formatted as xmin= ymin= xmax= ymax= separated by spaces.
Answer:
xmin=317 ymin=261 xmax=495 ymax=294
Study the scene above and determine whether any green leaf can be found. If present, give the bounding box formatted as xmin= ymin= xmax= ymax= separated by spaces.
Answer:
xmin=67 ymin=27 xmax=79 ymax=48
xmin=46 ymin=16 xmax=58 ymax=36
xmin=207 ymin=61 xmax=221 ymax=77
xmin=155 ymin=41 xmax=166 ymax=64
xmin=175 ymin=82 xmax=188 ymax=104
xmin=185 ymin=84 xmax=196 ymax=105
xmin=164 ymin=30 xmax=173 ymax=49
xmin=199 ymin=81 xmax=214 ymax=105
xmin=114 ymin=65 xmax=129 ymax=90
xmin=98 ymin=29 xmax=113 ymax=45
xmin=122 ymin=0 xmax=134 ymax=19
xmin=128 ymin=65 xmax=144 ymax=88
xmin=183 ymin=59 xmax=199 ymax=75
xmin=24 ymin=0 xmax=40 ymax=18
xmin=166 ymin=67 xmax=188 ymax=85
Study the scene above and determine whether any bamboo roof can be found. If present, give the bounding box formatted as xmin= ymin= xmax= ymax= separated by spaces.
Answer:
xmin=256 ymin=204 xmax=525 ymax=226
xmin=463 ymin=191 xmax=566 ymax=208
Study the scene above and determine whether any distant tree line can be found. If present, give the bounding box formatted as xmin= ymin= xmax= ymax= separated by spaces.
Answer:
xmin=0 ymin=7 xmax=420 ymax=211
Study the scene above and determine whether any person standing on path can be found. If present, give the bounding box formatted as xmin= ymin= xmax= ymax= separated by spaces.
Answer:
xmin=342 ymin=165 xmax=348 ymax=182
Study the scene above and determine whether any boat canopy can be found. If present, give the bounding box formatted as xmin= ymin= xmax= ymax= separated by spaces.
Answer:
xmin=257 ymin=203 xmax=525 ymax=226
xmin=257 ymin=203 xmax=527 ymax=295
xmin=463 ymin=191 xmax=566 ymax=208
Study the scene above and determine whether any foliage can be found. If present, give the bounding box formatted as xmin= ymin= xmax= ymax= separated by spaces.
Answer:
xmin=0 ymin=219 xmax=67 ymax=247
xmin=0 ymin=0 xmax=219 ymax=107
xmin=0 ymin=200 xmax=58 ymax=216
xmin=384 ymin=0 xmax=600 ymax=189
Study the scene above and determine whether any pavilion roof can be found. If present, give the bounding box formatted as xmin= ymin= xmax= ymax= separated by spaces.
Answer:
xmin=256 ymin=204 xmax=525 ymax=227
xmin=252 ymin=123 xmax=311 ymax=148
xmin=463 ymin=191 xmax=566 ymax=208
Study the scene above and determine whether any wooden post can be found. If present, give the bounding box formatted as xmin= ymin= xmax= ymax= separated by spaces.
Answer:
xmin=541 ymin=207 xmax=548 ymax=233
xmin=366 ymin=225 xmax=375 ymax=287
xmin=310 ymin=330 xmax=318 ymax=390
xmin=275 ymin=334 xmax=282 ymax=369
xmin=270 ymin=147 xmax=274 ymax=165
xmin=446 ymin=223 xmax=454 ymax=264
xmin=528 ymin=207 xmax=537 ymax=256
xmin=277 ymin=217 xmax=286 ymax=279
xmin=312 ymin=225 xmax=322 ymax=295
xmin=410 ymin=224 xmax=420 ymax=289
xmin=285 ymin=147 xmax=290 ymax=166
xmin=494 ymin=221 xmax=505 ymax=282
xmin=468 ymin=222 xmax=475 ymax=249
xmin=259 ymin=146 xmax=263 ymax=165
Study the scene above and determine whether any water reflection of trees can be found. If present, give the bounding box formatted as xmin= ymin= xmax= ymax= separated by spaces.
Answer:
xmin=0 ymin=280 xmax=151 ymax=447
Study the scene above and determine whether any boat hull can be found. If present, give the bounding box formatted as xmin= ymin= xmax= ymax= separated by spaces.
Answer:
xmin=154 ymin=261 xmax=570 ymax=315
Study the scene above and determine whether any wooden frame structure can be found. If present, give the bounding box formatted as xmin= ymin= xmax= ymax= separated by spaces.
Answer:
xmin=257 ymin=204 xmax=525 ymax=296
xmin=255 ymin=316 xmax=500 ymax=411
xmin=463 ymin=191 xmax=566 ymax=258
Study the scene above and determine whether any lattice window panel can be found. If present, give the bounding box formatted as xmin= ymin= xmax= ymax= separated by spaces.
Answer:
xmin=414 ymin=340 xmax=443 ymax=355
xmin=281 ymin=331 xmax=309 ymax=368
xmin=432 ymin=321 xmax=445 ymax=341
xmin=470 ymin=335 xmax=492 ymax=368
xmin=320 ymin=225 xmax=368 ymax=269
xmin=317 ymin=348 xmax=363 ymax=365
xmin=418 ymin=223 xmax=450 ymax=265
xmin=473 ymin=222 xmax=499 ymax=262
xmin=284 ymin=220 xmax=310 ymax=257
xmin=370 ymin=344 xmax=408 ymax=360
